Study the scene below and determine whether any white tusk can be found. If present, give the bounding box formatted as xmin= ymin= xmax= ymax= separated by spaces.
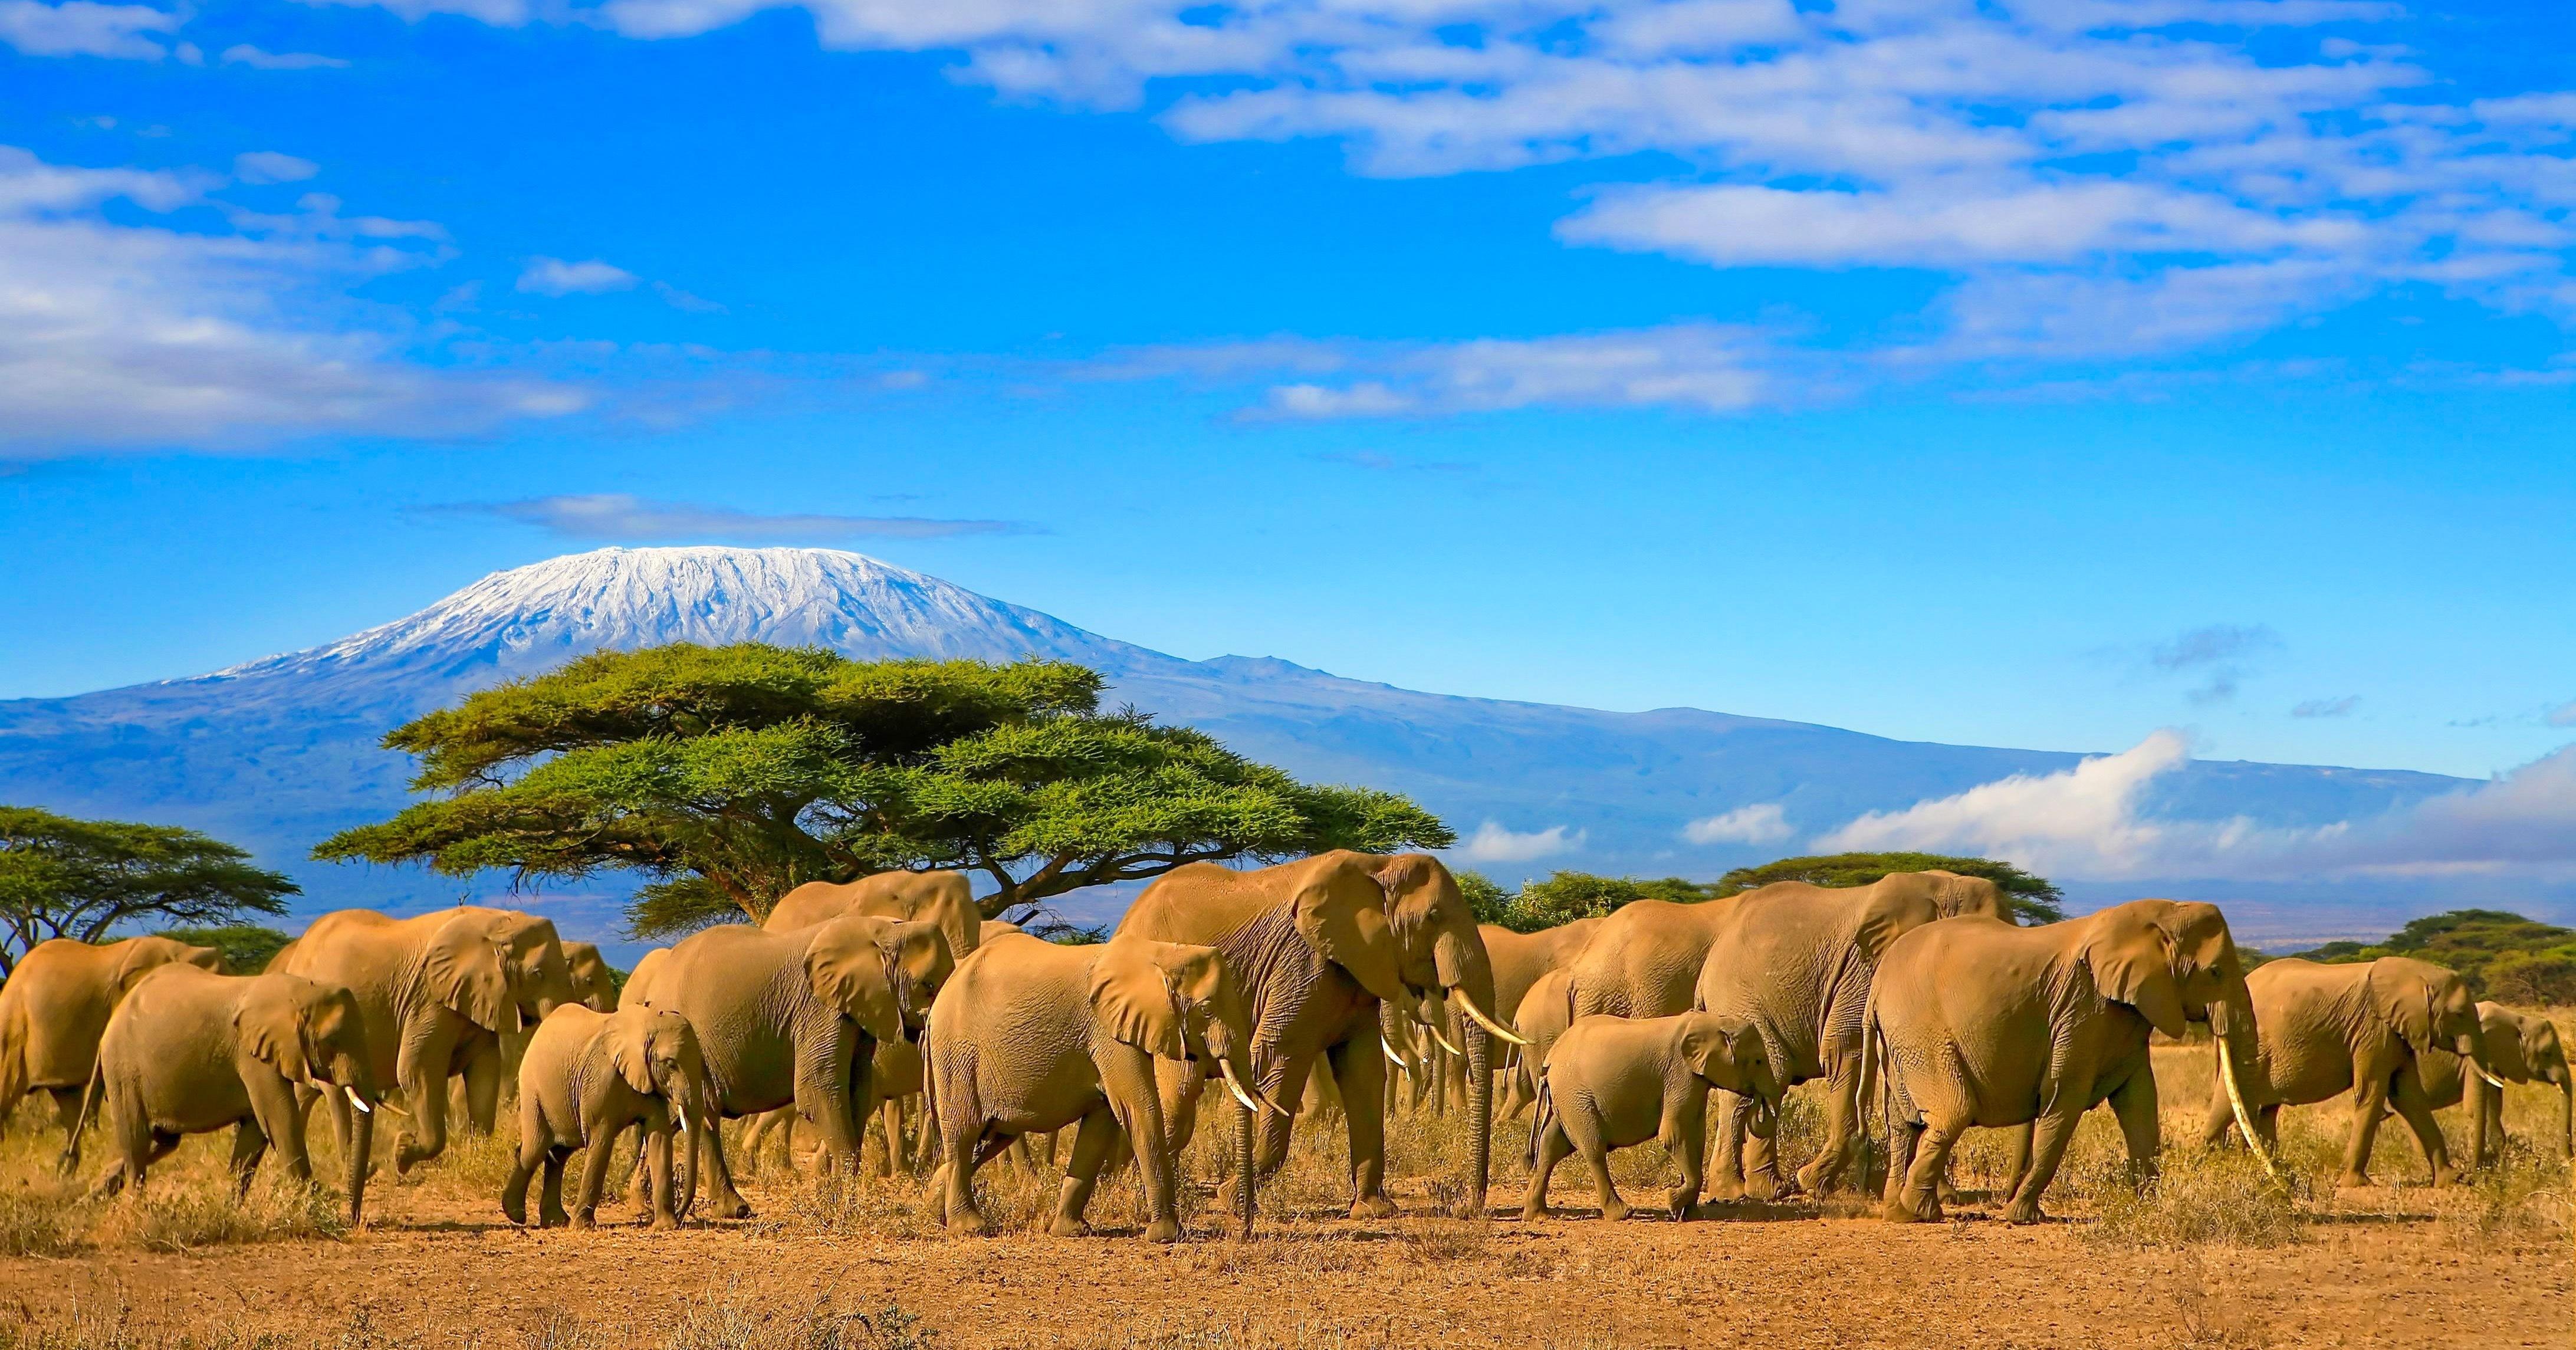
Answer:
xmin=344 ymin=1085 xmax=373 ymax=1116
xmin=2214 ymin=1034 xmax=2281 ymax=1182
xmin=1454 ymin=992 xmax=1532 ymax=1047
xmin=1256 ymin=1085 xmax=1297 ymax=1119
xmin=1424 ymin=1021 xmax=1463 ymax=1058
xmin=2478 ymin=1066 xmax=2509 ymax=1089
xmin=1381 ymin=1039 xmax=1412 ymax=1071
xmin=1217 ymin=1059 xmax=1262 ymax=1115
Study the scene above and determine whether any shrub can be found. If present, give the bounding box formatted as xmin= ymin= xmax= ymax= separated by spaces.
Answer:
xmin=2085 ymin=1148 xmax=2301 ymax=1249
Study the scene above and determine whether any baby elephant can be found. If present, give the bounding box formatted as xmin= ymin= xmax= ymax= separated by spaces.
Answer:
xmin=1523 ymin=1011 xmax=1780 ymax=1221
xmin=505 ymin=1004 xmax=713 ymax=1230
xmin=88 ymin=965 xmax=384 ymax=1223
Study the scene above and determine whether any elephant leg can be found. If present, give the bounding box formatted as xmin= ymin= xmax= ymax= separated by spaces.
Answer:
xmin=2196 ymin=1073 xmax=2238 ymax=1148
xmin=1887 ymin=1115 xmax=1961 ymax=1224
xmin=1521 ymin=1116 xmax=1571 ymax=1220
xmin=2000 ymin=1120 xmax=2033 ymax=1199
xmin=876 ymin=1096 xmax=905 ymax=1178
xmin=539 ymin=1147 xmax=572 ymax=1227
xmin=1049 ymin=1106 xmax=1122 ymax=1238
xmin=1102 ymin=1048 xmax=1181 ymax=1243
xmin=648 ymin=1125 xmax=678 ymax=1229
xmin=1329 ymin=1033 xmax=1398 ymax=1219
xmin=226 ymin=1119 xmax=268 ymax=1199
xmin=1800 ymin=1056 xmax=1862 ymax=1197
xmin=246 ymin=1076 xmax=311 ymax=1187
xmin=51 ymin=1083 xmax=97 ymax=1174
xmin=2256 ymin=1103 xmax=2281 ymax=1151
xmin=1664 ymin=1090 xmax=1708 ymax=1218
xmin=1566 ymin=1109 xmax=1626 ymax=1221
xmin=502 ymin=1123 xmax=547 ymax=1226
xmin=1741 ymin=1115 xmax=1785 ymax=1201
xmin=572 ymin=1120 xmax=622 ymax=1228
xmin=2106 ymin=1066 xmax=2160 ymax=1190
xmin=939 ymin=1120 xmax=990 ymax=1235
xmin=394 ymin=1029 xmax=457 ymax=1173
xmin=700 ymin=1116 xmax=752 ymax=1220
xmin=2003 ymin=1105 xmax=2087 ymax=1226
xmin=1707 ymin=1092 xmax=1749 ymax=1201
xmin=459 ymin=1038 xmax=503 ymax=1136
xmin=2341 ymin=1071 xmax=2390 ymax=1188
xmin=2388 ymin=1069 xmax=2456 ymax=1186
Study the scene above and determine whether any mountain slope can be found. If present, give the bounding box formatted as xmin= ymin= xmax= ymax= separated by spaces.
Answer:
xmin=0 ymin=546 xmax=2473 ymax=950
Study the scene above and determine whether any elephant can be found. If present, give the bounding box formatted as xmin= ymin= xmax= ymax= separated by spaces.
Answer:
xmin=1118 ymin=851 xmax=1523 ymax=1219
xmin=1872 ymin=899 xmax=2268 ymax=1224
xmin=767 ymin=870 xmax=981 ymax=963
xmin=1693 ymin=870 xmax=2008 ymax=1200
xmin=564 ymin=942 xmax=621 ymax=1012
xmin=0 ymin=935 xmax=224 ymax=1157
xmin=2198 ymin=955 xmax=2492 ymax=1188
xmin=2408 ymin=1003 xmax=2572 ymax=1167
xmin=504 ymin=1004 xmax=715 ymax=1230
xmin=86 ymin=965 xmax=384 ymax=1223
xmin=1511 ymin=967 xmax=1577 ymax=1116
xmin=741 ymin=1035 xmax=925 ymax=1178
xmin=628 ymin=914 xmax=951 ymax=1218
xmin=270 ymin=906 xmax=573 ymax=1173
xmin=1483 ymin=919 xmax=1604 ymax=1119
xmin=1520 ymin=1012 xmax=1782 ymax=1222
xmin=926 ymin=933 xmax=1276 ymax=1241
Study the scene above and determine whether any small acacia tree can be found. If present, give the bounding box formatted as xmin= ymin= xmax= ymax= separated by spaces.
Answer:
xmin=1463 ymin=871 xmax=1717 ymax=933
xmin=0 ymin=807 xmax=298 ymax=976
xmin=1715 ymin=851 xmax=2064 ymax=924
xmin=316 ymin=643 xmax=1453 ymax=938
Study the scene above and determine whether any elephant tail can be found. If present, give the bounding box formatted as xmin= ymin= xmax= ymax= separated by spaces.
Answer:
xmin=61 ymin=1055 xmax=105 ymax=1173
xmin=1526 ymin=1075 xmax=1556 ymax=1171
xmin=1859 ymin=983 xmax=1887 ymax=1182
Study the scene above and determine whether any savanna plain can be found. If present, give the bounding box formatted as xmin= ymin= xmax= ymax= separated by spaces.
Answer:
xmin=0 ymin=1038 xmax=2565 ymax=1350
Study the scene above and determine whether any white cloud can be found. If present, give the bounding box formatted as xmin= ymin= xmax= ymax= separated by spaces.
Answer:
xmin=2547 ymin=701 xmax=2576 ymax=729
xmin=217 ymin=44 xmax=349 ymax=68
xmin=1683 ymin=803 xmax=1793 ymax=845
xmin=518 ymin=257 xmax=640 ymax=296
xmin=1454 ymin=822 xmax=1585 ymax=865
xmin=452 ymin=493 xmax=1030 ymax=541
xmin=0 ymin=144 xmax=586 ymax=454
xmin=1816 ymin=730 xmax=2576 ymax=881
xmin=0 ymin=0 xmax=178 ymax=59
xmin=234 ymin=152 xmax=319 ymax=185
xmin=2291 ymin=696 xmax=2359 ymax=719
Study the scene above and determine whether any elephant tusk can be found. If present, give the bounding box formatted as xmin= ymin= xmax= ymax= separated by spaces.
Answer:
xmin=343 ymin=1085 xmax=373 ymax=1116
xmin=1424 ymin=1020 xmax=1464 ymax=1058
xmin=2477 ymin=1066 xmax=2509 ymax=1089
xmin=1216 ymin=1059 xmax=1263 ymax=1116
xmin=1453 ymin=991 xmax=1532 ymax=1047
xmin=1381 ymin=1039 xmax=1413 ymax=1071
xmin=1256 ymin=1085 xmax=1297 ymax=1119
xmin=2214 ymin=1033 xmax=2282 ymax=1183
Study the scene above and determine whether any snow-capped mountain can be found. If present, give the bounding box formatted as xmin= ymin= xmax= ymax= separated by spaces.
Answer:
xmin=0 ymin=546 xmax=2485 ymax=952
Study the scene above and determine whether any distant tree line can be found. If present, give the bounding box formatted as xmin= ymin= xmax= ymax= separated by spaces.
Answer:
xmin=2289 ymin=909 xmax=2576 ymax=1005
xmin=1463 ymin=852 xmax=2066 ymax=932
xmin=0 ymin=806 xmax=295 ymax=977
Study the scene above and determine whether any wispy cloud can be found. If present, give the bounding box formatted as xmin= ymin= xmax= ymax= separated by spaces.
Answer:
xmin=1453 ymin=821 xmax=1585 ymax=865
xmin=2291 ymin=695 xmax=2360 ymax=719
xmin=0 ymin=144 xmax=586 ymax=455
xmin=233 ymin=152 xmax=318 ymax=185
xmin=0 ymin=1 xmax=182 ymax=60
xmin=217 ymin=44 xmax=348 ymax=68
xmin=518 ymin=257 xmax=639 ymax=297
xmin=452 ymin=493 xmax=1033 ymax=543
xmin=2548 ymin=701 xmax=2576 ymax=729
xmin=1683 ymin=803 xmax=1793 ymax=846
xmin=2144 ymin=622 xmax=2280 ymax=705
xmin=1819 ymin=730 xmax=2576 ymax=881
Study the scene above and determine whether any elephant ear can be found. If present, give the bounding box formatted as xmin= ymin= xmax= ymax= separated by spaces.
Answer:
xmin=2365 ymin=963 xmax=2439 ymax=1052
xmin=1088 ymin=942 xmax=1189 ymax=1059
xmin=1292 ymin=859 xmax=1408 ymax=1004
xmin=424 ymin=917 xmax=519 ymax=1034
xmin=235 ymin=975 xmax=314 ymax=1084
xmin=1677 ymin=1014 xmax=1739 ymax=1083
xmin=806 ymin=921 xmax=903 ymax=1043
xmin=607 ymin=1012 xmax=657 ymax=1096
xmin=2081 ymin=906 xmax=2188 ymax=1039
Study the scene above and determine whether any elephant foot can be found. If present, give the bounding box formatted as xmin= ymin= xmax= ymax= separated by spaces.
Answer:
xmin=569 ymin=1212 xmax=596 ymax=1231
xmin=1447 ymin=1193 xmax=1487 ymax=1221
xmin=949 ymin=1208 xmax=988 ymax=1236
xmin=650 ymin=1214 xmax=679 ymax=1231
xmin=1046 ymin=1213 xmax=1087 ymax=1239
xmin=1349 ymin=1195 xmax=1398 ymax=1220
xmin=711 ymin=1194 xmax=753 ymax=1221
xmin=1706 ymin=1177 xmax=1746 ymax=1203
xmin=1519 ymin=1202 xmax=1550 ymax=1222
xmin=1666 ymin=1191 xmax=1700 ymax=1220
xmin=2430 ymin=1166 xmax=2460 ymax=1188
xmin=1881 ymin=1195 xmax=1933 ymax=1224
xmin=2002 ymin=1197 xmax=2044 ymax=1226
xmin=2334 ymin=1171 xmax=2374 ymax=1191
xmin=1600 ymin=1199 xmax=1631 ymax=1222
xmin=1143 ymin=1218 xmax=1181 ymax=1244
xmin=502 ymin=1200 xmax=528 ymax=1227
xmin=540 ymin=1209 xmax=570 ymax=1229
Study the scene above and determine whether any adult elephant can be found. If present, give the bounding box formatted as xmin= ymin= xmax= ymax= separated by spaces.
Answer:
xmin=563 ymin=942 xmax=620 ymax=1012
xmin=1484 ymin=919 xmax=1604 ymax=1119
xmin=767 ymin=871 xmax=981 ymax=964
xmin=271 ymin=906 xmax=573 ymax=1172
xmin=0 ymin=935 xmax=224 ymax=1154
xmin=2468 ymin=1004 xmax=2571 ymax=1160
xmin=2199 ymin=955 xmax=2493 ymax=1187
xmin=629 ymin=914 xmax=951 ymax=1218
xmin=1694 ymin=871 xmax=2009 ymax=1199
xmin=1873 ymin=899 xmax=2269 ymax=1224
xmin=1512 ymin=967 xmax=1578 ymax=1114
xmin=927 ymin=934 xmax=1274 ymax=1241
xmin=1119 ymin=852 xmax=1522 ymax=1219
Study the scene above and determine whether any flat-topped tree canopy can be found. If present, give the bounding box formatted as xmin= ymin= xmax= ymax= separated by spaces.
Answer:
xmin=1714 ymin=852 xmax=2064 ymax=925
xmin=316 ymin=642 xmax=1453 ymax=938
xmin=0 ymin=807 xmax=297 ymax=976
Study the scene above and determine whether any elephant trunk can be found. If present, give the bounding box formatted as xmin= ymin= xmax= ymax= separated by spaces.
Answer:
xmin=2559 ymin=1076 xmax=2571 ymax=1160
xmin=1432 ymin=939 xmax=1501 ymax=1221
xmin=344 ymin=1088 xmax=373 ymax=1227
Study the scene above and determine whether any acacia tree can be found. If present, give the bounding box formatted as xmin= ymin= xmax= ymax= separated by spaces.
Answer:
xmin=1461 ymin=871 xmax=1717 ymax=933
xmin=316 ymin=643 xmax=1454 ymax=938
xmin=0 ymin=807 xmax=298 ymax=975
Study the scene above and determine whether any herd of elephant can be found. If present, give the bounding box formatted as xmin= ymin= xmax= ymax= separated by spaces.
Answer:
xmin=0 ymin=853 xmax=2566 ymax=1243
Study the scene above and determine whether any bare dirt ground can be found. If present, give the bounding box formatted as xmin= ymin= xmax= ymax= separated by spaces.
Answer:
xmin=1 ymin=1045 xmax=2567 ymax=1349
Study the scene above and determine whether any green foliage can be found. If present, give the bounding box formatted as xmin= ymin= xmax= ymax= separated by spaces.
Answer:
xmin=316 ymin=643 xmax=1451 ymax=939
xmin=1463 ymin=870 xmax=1717 ymax=934
xmin=1713 ymin=851 xmax=2065 ymax=924
xmin=155 ymin=924 xmax=295 ymax=974
xmin=0 ymin=807 xmax=296 ymax=977
xmin=2288 ymin=909 xmax=2576 ymax=1004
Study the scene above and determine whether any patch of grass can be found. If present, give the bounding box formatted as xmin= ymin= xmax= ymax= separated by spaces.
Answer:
xmin=0 ymin=1298 xmax=296 ymax=1350
xmin=2430 ymin=1138 xmax=2572 ymax=1247
xmin=0 ymin=1176 xmax=90 ymax=1256
xmin=658 ymin=1286 xmax=941 ymax=1350
xmin=93 ymin=1175 xmax=349 ymax=1252
xmin=2085 ymin=1148 xmax=2302 ymax=1249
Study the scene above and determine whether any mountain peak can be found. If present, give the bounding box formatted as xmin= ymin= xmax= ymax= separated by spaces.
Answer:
xmin=199 ymin=545 xmax=1169 ymax=691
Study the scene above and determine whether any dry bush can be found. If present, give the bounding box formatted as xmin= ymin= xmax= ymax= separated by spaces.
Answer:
xmin=2084 ymin=1148 xmax=2302 ymax=1250
xmin=2429 ymin=1138 xmax=2572 ymax=1247
xmin=0 ymin=1175 xmax=90 ymax=1257
xmin=0 ymin=1298 xmax=297 ymax=1350
xmin=750 ymin=1168 xmax=935 ymax=1240
xmin=90 ymin=1174 xmax=348 ymax=1252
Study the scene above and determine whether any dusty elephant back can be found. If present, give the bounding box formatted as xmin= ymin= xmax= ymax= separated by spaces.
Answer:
xmin=1693 ymin=875 xmax=1957 ymax=1072
xmin=1565 ymin=899 xmax=1740 ymax=1020
xmin=2238 ymin=957 xmax=2373 ymax=1105
xmin=1483 ymin=918 xmax=1605 ymax=1026
xmin=5 ymin=935 xmax=224 ymax=1088
xmin=98 ymin=964 xmax=258 ymax=1133
xmin=768 ymin=871 xmax=980 ymax=960
xmin=635 ymin=925 xmax=809 ymax=1112
xmin=926 ymin=936 xmax=1096 ymax=1127
xmin=1117 ymin=861 xmax=1289 ymax=947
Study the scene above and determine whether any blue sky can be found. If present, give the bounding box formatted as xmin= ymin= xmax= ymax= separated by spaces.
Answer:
xmin=4 ymin=0 xmax=2574 ymax=786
